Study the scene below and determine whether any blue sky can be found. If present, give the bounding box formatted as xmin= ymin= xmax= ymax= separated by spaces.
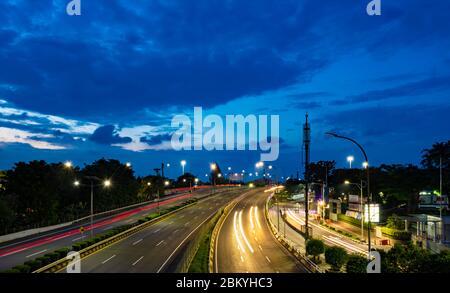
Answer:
xmin=0 ymin=0 xmax=449 ymax=178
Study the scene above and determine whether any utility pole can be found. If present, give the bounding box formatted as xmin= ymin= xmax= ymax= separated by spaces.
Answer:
xmin=303 ymin=113 xmax=311 ymax=239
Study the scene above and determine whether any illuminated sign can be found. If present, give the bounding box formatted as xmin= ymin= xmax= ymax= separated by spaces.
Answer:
xmin=364 ymin=204 xmax=380 ymax=223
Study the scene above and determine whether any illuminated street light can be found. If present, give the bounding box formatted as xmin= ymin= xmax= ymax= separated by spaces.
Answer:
xmin=164 ymin=180 xmax=170 ymax=186
xmin=363 ymin=161 xmax=369 ymax=169
xmin=347 ymin=155 xmax=354 ymax=168
xmin=268 ymin=165 xmax=273 ymax=170
xmin=228 ymin=167 xmax=232 ymax=171
xmin=255 ymin=161 xmax=264 ymax=168
xmin=218 ymin=173 xmax=222 ymax=178
xmin=210 ymin=163 xmax=217 ymax=171
xmin=74 ymin=180 xmax=80 ymax=186
xmin=125 ymin=162 xmax=132 ymax=168
xmin=147 ymin=182 xmax=151 ymax=186
xmin=103 ymin=180 xmax=111 ymax=187
xmin=180 ymin=160 xmax=186 ymax=175
xmin=195 ymin=178 xmax=199 ymax=183
xmin=64 ymin=161 xmax=73 ymax=168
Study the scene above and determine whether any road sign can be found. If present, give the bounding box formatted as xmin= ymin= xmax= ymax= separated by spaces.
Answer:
xmin=79 ymin=226 xmax=85 ymax=234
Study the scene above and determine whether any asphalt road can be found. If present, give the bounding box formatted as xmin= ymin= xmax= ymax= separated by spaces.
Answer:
xmin=61 ymin=188 xmax=246 ymax=273
xmin=0 ymin=188 xmax=226 ymax=271
xmin=284 ymin=208 xmax=369 ymax=256
xmin=214 ymin=189 xmax=309 ymax=273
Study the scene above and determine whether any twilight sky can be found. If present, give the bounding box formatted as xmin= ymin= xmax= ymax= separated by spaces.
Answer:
xmin=0 ymin=0 xmax=449 ymax=178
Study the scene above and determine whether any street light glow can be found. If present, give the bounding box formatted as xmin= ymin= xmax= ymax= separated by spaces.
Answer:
xmin=255 ymin=161 xmax=264 ymax=168
xmin=103 ymin=180 xmax=111 ymax=187
xmin=125 ymin=162 xmax=132 ymax=168
xmin=164 ymin=180 xmax=170 ymax=186
xmin=74 ymin=180 xmax=80 ymax=186
xmin=210 ymin=163 xmax=217 ymax=171
xmin=180 ymin=160 xmax=186 ymax=166
xmin=344 ymin=180 xmax=350 ymax=185
xmin=64 ymin=161 xmax=73 ymax=168
xmin=347 ymin=155 xmax=354 ymax=168
xmin=363 ymin=161 xmax=369 ymax=168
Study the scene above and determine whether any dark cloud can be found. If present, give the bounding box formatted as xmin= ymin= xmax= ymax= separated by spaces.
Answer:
xmin=89 ymin=125 xmax=132 ymax=145
xmin=140 ymin=133 xmax=172 ymax=145
xmin=292 ymin=101 xmax=322 ymax=110
xmin=348 ymin=77 xmax=450 ymax=104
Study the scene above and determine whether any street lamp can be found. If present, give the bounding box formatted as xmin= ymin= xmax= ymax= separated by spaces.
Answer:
xmin=344 ymin=180 xmax=367 ymax=241
xmin=326 ymin=132 xmax=372 ymax=257
xmin=347 ymin=156 xmax=354 ymax=169
xmin=180 ymin=160 xmax=186 ymax=175
xmin=125 ymin=162 xmax=132 ymax=168
xmin=210 ymin=163 xmax=217 ymax=194
xmin=74 ymin=176 xmax=111 ymax=238
xmin=64 ymin=161 xmax=73 ymax=168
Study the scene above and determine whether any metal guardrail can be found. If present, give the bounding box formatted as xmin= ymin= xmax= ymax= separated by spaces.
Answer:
xmin=265 ymin=194 xmax=323 ymax=273
xmin=33 ymin=201 xmax=198 ymax=273
xmin=207 ymin=190 xmax=259 ymax=273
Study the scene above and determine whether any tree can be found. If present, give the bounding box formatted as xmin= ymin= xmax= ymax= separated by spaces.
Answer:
xmin=80 ymin=159 xmax=139 ymax=211
xmin=176 ymin=172 xmax=197 ymax=188
xmin=308 ymin=161 xmax=335 ymax=183
xmin=346 ymin=254 xmax=367 ymax=273
xmin=386 ymin=214 xmax=405 ymax=230
xmin=306 ymin=239 xmax=325 ymax=262
xmin=325 ymin=246 xmax=348 ymax=272
xmin=421 ymin=141 xmax=450 ymax=169
xmin=421 ymin=141 xmax=450 ymax=196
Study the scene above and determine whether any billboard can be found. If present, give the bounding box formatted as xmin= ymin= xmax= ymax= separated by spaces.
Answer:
xmin=364 ymin=204 xmax=380 ymax=223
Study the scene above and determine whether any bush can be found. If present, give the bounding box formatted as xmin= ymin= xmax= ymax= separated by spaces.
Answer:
xmin=24 ymin=260 xmax=42 ymax=271
xmin=36 ymin=256 xmax=51 ymax=266
xmin=381 ymin=226 xmax=411 ymax=241
xmin=55 ymin=248 xmax=70 ymax=259
xmin=44 ymin=252 xmax=60 ymax=262
xmin=325 ymin=246 xmax=348 ymax=272
xmin=386 ymin=214 xmax=405 ymax=230
xmin=12 ymin=264 xmax=31 ymax=273
xmin=306 ymin=239 xmax=325 ymax=262
xmin=346 ymin=254 xmax=367 ymax=273
xmin=1 ymin=269 xmax=20 ymax=273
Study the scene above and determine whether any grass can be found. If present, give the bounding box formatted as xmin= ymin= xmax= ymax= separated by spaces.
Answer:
xmin=188 ymin=229 xmax=213 ymax=273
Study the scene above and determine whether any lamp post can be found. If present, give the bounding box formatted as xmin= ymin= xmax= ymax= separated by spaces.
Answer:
xmin=326 ymin=132 xmax=371 ymax=257
xmin=347 ymin=156 xmax=354 ymax=169
xmin=344 ymin=180 xmax=367 ymax=241
xmin=210 ymin=163 xmax=217 ymax=194
xmin=74 ymin=176 xmax=111 ymax=238
xmin=180 ymin=160 xmax=186 ymax=175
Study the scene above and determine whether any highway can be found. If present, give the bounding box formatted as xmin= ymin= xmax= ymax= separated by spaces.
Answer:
xmin=284 ymin=208 xmax=369 ymax=256
xmin=0 ymin=188 xmax=225 ymax=271
xmin=214 ymin=189 xmax=309 ymax=273
xmin=61 ymin=188 xmax=246 ymax=273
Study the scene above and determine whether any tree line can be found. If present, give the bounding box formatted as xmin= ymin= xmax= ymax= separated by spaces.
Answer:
xmin=0 ymin=158 xmax=206 ymax=235
xmin=285 ymin=141 xmax=450 ymax=216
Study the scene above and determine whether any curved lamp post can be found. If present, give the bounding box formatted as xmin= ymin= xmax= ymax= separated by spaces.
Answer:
xmin=326 ymin=132 xmax=372 ymax=257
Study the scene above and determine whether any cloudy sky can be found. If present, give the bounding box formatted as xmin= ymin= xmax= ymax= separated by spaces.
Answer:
xmin=0 ymin=0 xmax=449 ymax=178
